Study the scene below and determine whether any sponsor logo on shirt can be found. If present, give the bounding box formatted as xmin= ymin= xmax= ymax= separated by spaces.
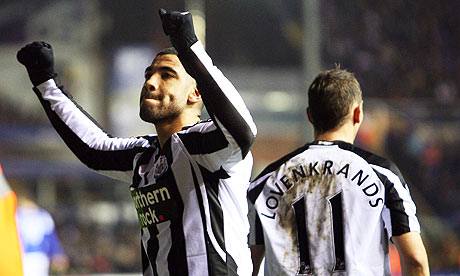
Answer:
xmin=131 ymin=183 xmax=176 ymax=228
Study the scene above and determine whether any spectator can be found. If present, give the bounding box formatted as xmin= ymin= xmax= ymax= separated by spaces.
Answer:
xmin=15 ymin=185 xmax=69 ymax=276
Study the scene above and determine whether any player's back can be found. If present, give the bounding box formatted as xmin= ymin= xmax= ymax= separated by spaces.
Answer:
xmin=248 ymin=140 xmax=419 ymax=276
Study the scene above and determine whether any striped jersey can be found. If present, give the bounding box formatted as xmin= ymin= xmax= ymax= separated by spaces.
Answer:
xmin=248 ymin=140 xmax=420 ymax=276
xmin=32 ymin=41 xmax=257 ymax=276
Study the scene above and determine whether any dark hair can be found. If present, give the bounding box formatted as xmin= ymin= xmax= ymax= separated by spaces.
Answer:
xmin=308 ymin=65 xmax=362 ymax=134
xmin=156 ymin=47 xmax=178 ymax=57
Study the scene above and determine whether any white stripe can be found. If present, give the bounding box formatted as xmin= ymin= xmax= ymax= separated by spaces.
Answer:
xmin=156 ymin=221 xmax=172 ymax=276
xmin=174 ymin=136 xmax=227 ymax=261
xmin=196 ymin=164 xmax=227 ymax=261
xmin=180 ymin=121 xmax=231 ymax=173
xmin=142 ymin=228 xmax=154 ymax=276
xmin=36 ymin=79 xmax=150 ymax=182
xmin=170 ymin=140 xmax=209 ymax=275
xmin=36 ymin=79 xmax=150 ymax=151
xmin=372 ymin=165 xmax=420 ymax=234
xmin=181 ymin=120 xmax=216 ymax=134
xmin=136 ymin=149 xmax=160 ymax=188
xmin=381 ymin=206 xmax=392 ymax=236
xmin=190 ymin=41 xmax=257 ymax=136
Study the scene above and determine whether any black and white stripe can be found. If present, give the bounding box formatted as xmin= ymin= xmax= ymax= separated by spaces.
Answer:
xmin=248 ymin=140 xmax=420 ymax=276
xmin=33 ymin=40 xmax=256 ymax=276
xmin=335 ymin=141 xmax=417 ymax=236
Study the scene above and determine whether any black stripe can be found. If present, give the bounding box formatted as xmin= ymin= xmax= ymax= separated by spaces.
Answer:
xmin=334 ymin=141 xmax=412 ymax=235
xmin=34 ymin=86 xmax=145 ymax=171
xmin=199 ymin=165 xmax=226 ymax=251
xmin=226 ymin=252 xmax=238 ymax=276
xmin=248 ymin=145 xmax=310 ymax=204
xmin=178 ymin=127 xmax=228 ymax=155
xmin=132 ymin=148 xmax=156 ymax=188
xmin=199 ymin=165 xmax=240 ymax=275
xmin=188 ymin=165 xmax=215 ymax=276
xmin=330 ymin=192 xmax=346 ymax=271
xmin=141 ymin=236 xmax=151 ymax=275
xmin=178 ymin=49 xmax=255 ymax=158
xmin=180 ymin=119 xmax=212 ymax=131
xmin=191 ymin=164 xmax=234 ymax=275
xmin=144 ymin=140 xmax=188 ymax=274
xmin=374 ymin=169 xmax=411 ymax=236
xmin=292 ymin=196 xmax=313 ymax=275
xmin=254 ymin=212 xmax=264 ymax=245
xmin=247 ymin=180 xmax=266 ymax=204
xmin=335 ymin=141 xmax=408 ymax=188
xmin=146 ymin=227 xmax=160 ymax=276
xmin=202 ymin=232 xmax=227 ymax=276
xmin=253 ymin=144 xmax=310 ymax=182
xmin=165 ymin=169 xmax=188 ymax=275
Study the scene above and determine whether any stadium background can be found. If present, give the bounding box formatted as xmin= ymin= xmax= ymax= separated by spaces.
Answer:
xmin=0 ymin=0 xmax=459 ymax=275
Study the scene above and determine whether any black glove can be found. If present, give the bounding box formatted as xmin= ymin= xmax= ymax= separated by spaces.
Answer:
xmin=17 ymin=41 xmax=57 ymax=86
xmin=159 ymin=8 xmax=198 ymax=53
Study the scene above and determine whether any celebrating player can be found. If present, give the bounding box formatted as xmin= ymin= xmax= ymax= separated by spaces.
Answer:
xmin=248 ymin=67 xmax=429 ymax=275
xmin=17 ymin=9 xmax=256 ymax=276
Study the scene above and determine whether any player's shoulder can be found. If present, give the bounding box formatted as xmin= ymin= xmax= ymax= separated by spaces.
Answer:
xmin=176 ymin=119 xmax=218 ymax=139
xmin=253 ymin=144 xmax=310 ymax=183
xmin=134 ymin=134 xmax=158 ymax=147
xmin=139 ymin=134 xmax=158 ymax=140
xmin=248 ymin=145 xmax=309 ymax=204
xmin=335 ymin=141 xmax=405 ymax=183
xmin=181 ymin=119 xmax=214 ymax=132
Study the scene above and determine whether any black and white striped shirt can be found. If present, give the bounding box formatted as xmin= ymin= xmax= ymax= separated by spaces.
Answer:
xmin=33 ymin=41 xmax=257 ymax=276
xmin=248 ymin=140 xmax=420 ymax=276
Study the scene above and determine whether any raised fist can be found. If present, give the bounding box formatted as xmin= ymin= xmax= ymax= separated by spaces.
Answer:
xmin=17 ymin=41 xmax=57 ymax=86
xmin=159 ymin=8 xmax=198 ymax=53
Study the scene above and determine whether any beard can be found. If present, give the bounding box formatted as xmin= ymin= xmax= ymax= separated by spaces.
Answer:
xmin=139 ymin=98 xmax=184 ymax=124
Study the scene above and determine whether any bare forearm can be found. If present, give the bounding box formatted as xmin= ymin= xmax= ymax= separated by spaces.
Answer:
xmin=401 ymin=259 xmax=429 ymax=276
xmin=394 ymin=232 xmax=430 ymax=276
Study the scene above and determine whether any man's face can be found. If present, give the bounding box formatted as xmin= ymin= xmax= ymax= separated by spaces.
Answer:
xmin=139 ymin=54 xmax=195 ymax=124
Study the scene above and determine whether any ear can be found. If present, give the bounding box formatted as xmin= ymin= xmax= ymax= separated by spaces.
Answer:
xmin=187 ymin=87 xmax=201 ymax=105
xmin=307 ymin=107 xmax=313 ymax=124
xmin=352 ymin=102 xmax=363 ymax=125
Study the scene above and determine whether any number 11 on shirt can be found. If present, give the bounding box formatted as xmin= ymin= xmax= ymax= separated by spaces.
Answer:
xmin=291 ymin=191 xmax=346 ymax=275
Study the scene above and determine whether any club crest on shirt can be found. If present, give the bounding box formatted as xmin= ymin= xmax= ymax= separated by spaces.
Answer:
xmin=153 ymin=155 xmax=168 ymax=179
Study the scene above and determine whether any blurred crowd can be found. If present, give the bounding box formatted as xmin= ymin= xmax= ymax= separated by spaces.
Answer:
xmin=323 ymin=0 xmax=460 ymax=103
xmin=57 ymin=222 xmax=140 ymax=273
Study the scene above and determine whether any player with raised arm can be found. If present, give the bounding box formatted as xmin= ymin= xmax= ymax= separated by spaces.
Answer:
xmin=17 ymin=9 xmax=256 ymax=276
xmin=248 ymin=67 xmax=429 ymax=276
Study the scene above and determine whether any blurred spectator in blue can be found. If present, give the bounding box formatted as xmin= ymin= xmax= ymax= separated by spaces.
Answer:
xmin=15 ymin=185 xmax=69 ymax=276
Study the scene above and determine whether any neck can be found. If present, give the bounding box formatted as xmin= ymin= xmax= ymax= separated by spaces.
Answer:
xmin=314 ymin=124 xmax=357 ymax=144
xmin=155 ymin=115 xmax=200 ymax=147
